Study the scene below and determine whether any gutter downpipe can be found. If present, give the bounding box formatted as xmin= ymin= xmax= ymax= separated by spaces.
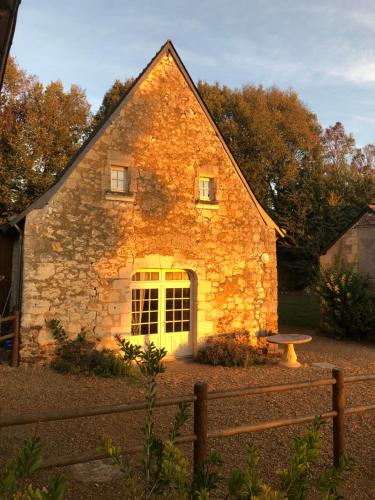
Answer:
xmin=13 ymin=223 xmax=23 ymax=312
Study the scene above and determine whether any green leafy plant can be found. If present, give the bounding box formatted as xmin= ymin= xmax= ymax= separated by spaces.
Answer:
xmin=89 ymin=349 xmax=130 ymax=377
xmin=46 ymin=319 xmax=68 ymax=344
xmin=104 ymin=341 xmax=223 ymax=499
xmin=196 ymin=332 xmax=269 ymax=367
xmin=228 ymin=418 xmax=353 ymax=499
xmin=314 ymin=260 xmax=375 ymax=340
xmin=0 ymin=436 xmax=67 ymax=499
xmin=190 ymin=451 xmax=223 ymax=499
xmin=47 ymin=321 xmax=130 ymax=377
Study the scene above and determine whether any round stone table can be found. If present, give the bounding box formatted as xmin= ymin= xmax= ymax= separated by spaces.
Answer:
xmin=267 ymin=334 xmax=312 ymax=368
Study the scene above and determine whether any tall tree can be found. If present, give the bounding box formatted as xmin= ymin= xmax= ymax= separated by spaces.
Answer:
xmin=91 ymin=78 xmax=134 ymax=130
xmin=352 ymin=143 xmax=375 ymax=172
xmin=0 ymin=57 xmax=91 ymax=221
xmin=198 ymin=83 xmax=375 ymax=257
xmin=320 ymin=122 xmax=375 ymax=240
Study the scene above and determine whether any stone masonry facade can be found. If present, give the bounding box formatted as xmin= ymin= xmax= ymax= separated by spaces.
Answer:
xmin=20 ymin=50 xmax=278 ymax=363
xmin=320 ymin=209 xmax=375 ymax=289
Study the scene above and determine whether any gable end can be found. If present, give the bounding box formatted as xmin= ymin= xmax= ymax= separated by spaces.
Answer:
xmin=7 ymin=40 xmax=283 ymax=236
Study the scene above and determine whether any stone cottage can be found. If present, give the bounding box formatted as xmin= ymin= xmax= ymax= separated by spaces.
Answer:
xmin=320 ymin=204 xmax=375 ymax=289
xmin=0 ymin=40 xmax=283 ymax=363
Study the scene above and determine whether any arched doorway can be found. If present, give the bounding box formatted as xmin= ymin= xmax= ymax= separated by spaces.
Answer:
xmin=130 ymin=269 xmax=193 ymax=356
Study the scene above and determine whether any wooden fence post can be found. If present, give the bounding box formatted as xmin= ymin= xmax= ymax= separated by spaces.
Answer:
xmin=332 ymin=368 xmax=345 ymax=467
xmin=11 ymin=311 xmax=20 ymax=368
xmin=194 ymin=381 xmax=208 ymax=472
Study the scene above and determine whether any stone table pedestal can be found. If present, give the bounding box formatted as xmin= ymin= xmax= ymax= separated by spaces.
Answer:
xmin=267 ymin=334 xmax=312 ymax=368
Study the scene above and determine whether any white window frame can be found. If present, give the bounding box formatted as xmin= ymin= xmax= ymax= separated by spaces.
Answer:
xmin=130 ymin=269 xmax=191 ymax=337
xmin=199 ymin=176 xmax=216 ymax=202
xmin=110 ymin=165 xmax=129 ymax=193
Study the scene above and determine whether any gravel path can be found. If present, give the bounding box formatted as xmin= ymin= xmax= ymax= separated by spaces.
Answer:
xmin=1 ymin=328 xmax=375 ymax=499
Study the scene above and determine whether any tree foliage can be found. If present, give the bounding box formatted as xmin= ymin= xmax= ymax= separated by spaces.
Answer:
xmin=0 ymin=57 xmax=91 ymax=222
xmin=197 ymin=83 xmax=375 ymax=257
xmin=1 ymin=57 xmax=374 ymax=262
xmin=91 ymin=77 xmax=134 ymax=130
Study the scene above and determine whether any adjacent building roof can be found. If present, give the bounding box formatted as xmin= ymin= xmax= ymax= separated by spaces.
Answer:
xmin=5 ymin=40 xmax=284 ymax=236
xmin=321 ymin=204 xmax=375 ymax=255
xmin=0 ymin=0 xmax=21 ymax=91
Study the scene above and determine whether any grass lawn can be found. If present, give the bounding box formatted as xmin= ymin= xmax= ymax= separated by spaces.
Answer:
xmin=278 ymin=291 xmax=320 ymax=329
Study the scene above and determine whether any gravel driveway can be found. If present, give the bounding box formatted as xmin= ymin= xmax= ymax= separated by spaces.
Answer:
xmin=1 ymin=328 xmax=375 ymax=499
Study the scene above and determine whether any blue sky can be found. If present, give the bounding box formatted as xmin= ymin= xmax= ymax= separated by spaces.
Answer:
xmin=11 ymin=0 xmax=375 ymax=146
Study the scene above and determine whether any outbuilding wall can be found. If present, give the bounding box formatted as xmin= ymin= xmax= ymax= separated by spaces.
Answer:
xmin=357 ymin=211 xmax=375 ymax=289
xmin=320 ymin=210 xmax=375 ymax=289
xmin=320 ymin=226 xmax=358 ymax=270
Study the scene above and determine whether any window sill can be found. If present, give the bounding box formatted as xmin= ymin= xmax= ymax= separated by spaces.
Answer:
xmin=104 ymin=191 xmax=135 ymax=202
xmin=195 ymin=200 xmax=219 ymax=210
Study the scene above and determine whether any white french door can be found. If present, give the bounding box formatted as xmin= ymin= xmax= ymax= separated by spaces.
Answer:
xmin=129 ymin=270 xmax=192 ymax=356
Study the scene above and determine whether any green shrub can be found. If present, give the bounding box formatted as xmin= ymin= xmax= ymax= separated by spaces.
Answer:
xmin=314 ymin=261 xmax=375 ymax=340
xmin=0 ymin=436 xmax=67 ymax=499
xmin=195 ymin=332 xmax=267 ymax=367
xmin=45 ymin=318 xmax=68 ymax=344
xmin=90 ymin=349 xmax=130 ymax=377
xmin=47 ymin=320 xmax=130 ymax=377
xmin=228 ymin=418 xmax=353 ymax=499
xmin=50 ymin=329 xmax=93 ymax=374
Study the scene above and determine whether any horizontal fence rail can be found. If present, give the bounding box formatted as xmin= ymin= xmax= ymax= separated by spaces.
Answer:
xmin=207 ymin=378 xmax=336 ymax=400
xmin=39 ymin=434 xmax=198 ymax=470
xmin=0 ymin=394 xmax=196 ymax=428
xmin=0 ymin=315 xmax=17 ymax=323
xmin=344 ymin=374 xmax=375 ymax=383
xmin=1 ymin=369 xmax=375 ymax=471
xmin=207 ymin=411 xmax=338 ymax=440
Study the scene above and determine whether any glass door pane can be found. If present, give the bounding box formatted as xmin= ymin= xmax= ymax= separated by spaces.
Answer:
xmin=131 ymin=288 xmax=159 ymax=335
xmin=165 ymin=287 xmax=190 ymax=333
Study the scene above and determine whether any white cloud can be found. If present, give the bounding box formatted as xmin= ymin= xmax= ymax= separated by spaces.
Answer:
xmin=347 ymin=10 xmax=375 ymax=30
xmin=330 ymin=62 xmax=375 ymax=84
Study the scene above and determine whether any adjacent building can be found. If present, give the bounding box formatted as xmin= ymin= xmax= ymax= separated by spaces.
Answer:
xmin=320 ymin=204 xmax=375 ymax=289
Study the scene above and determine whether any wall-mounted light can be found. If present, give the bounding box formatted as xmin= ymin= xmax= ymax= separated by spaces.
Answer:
xmin=261 ymin=253 xmax=270 ymax=264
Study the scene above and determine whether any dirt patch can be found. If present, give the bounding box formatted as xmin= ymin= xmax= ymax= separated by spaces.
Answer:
xmin=1 ymin=328 xmax=375 ymax=498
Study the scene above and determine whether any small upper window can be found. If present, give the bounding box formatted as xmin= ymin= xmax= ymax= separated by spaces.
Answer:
xmin=111 ymin=165 xmax=129 ymax=193
xmin=199 ymin=176 xmax=214 ymax=201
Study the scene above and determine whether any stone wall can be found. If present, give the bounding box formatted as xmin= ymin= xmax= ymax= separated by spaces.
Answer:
xmin=320 ymin=211 xmax=375 ymax=289
xmin=320 ymin=226 xmax=358 ymax=270
xmin=20 ymin=52 xmax=278 ymax=363
xmin=357 ymin=212 xmax=375 ymax=289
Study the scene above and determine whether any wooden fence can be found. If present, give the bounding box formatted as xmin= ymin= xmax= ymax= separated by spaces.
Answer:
xmin=0 ymin=311 xmax=20 ymax=367
xmin=0 ymin=368 xmax=374 ymax=471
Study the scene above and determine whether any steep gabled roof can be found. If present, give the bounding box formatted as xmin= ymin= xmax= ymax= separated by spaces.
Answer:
xmin=321 ymin=204 xmax=375 ymax=255
xmin=7 ymin=40 xmax=283 ymax=236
